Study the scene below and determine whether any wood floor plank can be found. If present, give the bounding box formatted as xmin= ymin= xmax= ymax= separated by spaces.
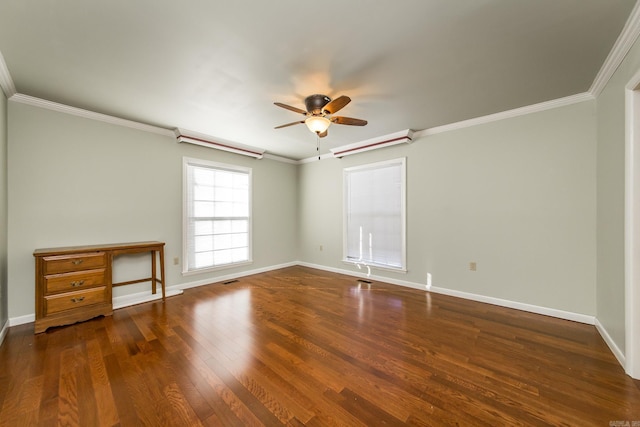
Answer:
xmin=171 ymin=326 xmax=266 ymax=426
xmin=102 ymin=352 xmax=139 ymax=425
xmin=85 ymin=337 xmax=119 ymax=426
xmin=57 ymin=365 xmax=79 ymax=426
xmin=1 ymin=266 xmax=640 ymax=426
xmin=156 ymin=340 xmax=242 ymax=424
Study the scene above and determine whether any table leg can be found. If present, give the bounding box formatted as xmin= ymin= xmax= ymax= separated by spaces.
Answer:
xmin=159 ymin=246 xmax=166 ymax=301
xmin=151 ymin=250 xmax=157 ymax=295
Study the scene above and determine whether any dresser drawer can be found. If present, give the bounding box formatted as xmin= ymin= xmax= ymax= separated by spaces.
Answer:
xmin=44 ymin=269 xmax=105 ymax=294
xmin=43 ymin=252 xmax=107 ymax=275
xmin=44 ymin=287 xmax=108 ymax=315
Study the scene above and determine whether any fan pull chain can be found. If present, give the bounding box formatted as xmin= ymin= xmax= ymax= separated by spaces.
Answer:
xmin=316 ymin=133 xmax=320 ymax=160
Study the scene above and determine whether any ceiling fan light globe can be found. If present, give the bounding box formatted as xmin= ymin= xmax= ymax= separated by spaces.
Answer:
xmin=305 ymin=116 xmax=331 ymax=134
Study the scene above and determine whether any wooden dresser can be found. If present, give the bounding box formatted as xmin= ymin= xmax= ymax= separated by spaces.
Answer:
xmin=33 ymin=241 xmax=166 ymax=333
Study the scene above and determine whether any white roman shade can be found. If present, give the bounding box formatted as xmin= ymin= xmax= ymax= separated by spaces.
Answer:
xmin=343 ymin=158 xmax=406 ymax=270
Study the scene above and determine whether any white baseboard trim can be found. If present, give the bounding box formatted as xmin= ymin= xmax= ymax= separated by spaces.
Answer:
xmin=177 ymin=261 xmax=298 ymax=291
xmin=9 ymin=313 xmax=35 ymax=327
xmin=1 ymin=261 xmax=600 ymax=335
xmin=112 ymin=288 xmax=184 ymax=310
xmin=7 ymin=291 xmax=187 ymax=327
xmin=428 ymin=285 xmax=595 ymax=325
xmin=0 ymin=261 xmax=629 ymax=375
xmin=297 ymin=260 xmax=427 ymax=290
xmin=0 ymin=319 xmax=9 ymax=345
xmin=6 ymin=262 xmax=298 ymax=328
xmin=595 ymin=318 xmax=626 ymax=367
xmin=298 ymin=261 xmax=596 ymax=325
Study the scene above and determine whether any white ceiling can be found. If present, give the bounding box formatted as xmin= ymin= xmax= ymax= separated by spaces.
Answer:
xmin=0 ymin=1 xmax=637 ymax=160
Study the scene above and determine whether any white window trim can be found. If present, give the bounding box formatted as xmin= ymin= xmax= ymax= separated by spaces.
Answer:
xmin=182 ymin=156 xmax=253 ymax=275
xmin=342 ymin=157 xmax=407 ymax=272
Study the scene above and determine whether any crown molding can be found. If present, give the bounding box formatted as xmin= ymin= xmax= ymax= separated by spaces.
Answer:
xmin=413 ymin=92 xmax=594 ymax=139
xmin=299 ymin=152 xmax=334 ymax=164
xmin=5 ymin=90 xmax=598 ymax=164
xmin=590 ymin=1 xmax=640 ymax=96
xmin=4 ymin=0 xmax=634 ymax=164
xmin=262 ymin=153 xmax=300 ymax=164
xmin=298 ymin=93 xmax=593 ymax=163
xmin=0 ymin=51 xmax=16 ymax=98
xmin=8 ymin=92 xmax=303 ymax=163
xmin=4 ymin=0 xmax=637 ymax=164
xmin=9 ymin=93 xmax=175 ymax=137
xmin=2 ymin=2 xmax=639 ymax=162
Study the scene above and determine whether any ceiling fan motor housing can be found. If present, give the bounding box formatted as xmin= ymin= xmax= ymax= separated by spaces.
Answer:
xmin=305 ymin=94 xmax=331 ymax=115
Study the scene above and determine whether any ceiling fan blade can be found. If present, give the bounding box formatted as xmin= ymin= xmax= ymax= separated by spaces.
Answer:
xmin=274 ymin=120 xmax=305 ymax=129
xmin=322 ymin=95 xmax=351 ymax=115
xmin=274 ymin=102 xmax=307 ymax=115
xmin=331 ymin=116 xmax=367 ymax=126
xmin=318 ymin=130 xmax=328 ymax=138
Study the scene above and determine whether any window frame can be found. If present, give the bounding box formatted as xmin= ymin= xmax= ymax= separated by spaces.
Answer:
xmin=182 ymin=156 xmax=253 ymax=275
xmin=342 ymin=157 xmax=407 ymax=272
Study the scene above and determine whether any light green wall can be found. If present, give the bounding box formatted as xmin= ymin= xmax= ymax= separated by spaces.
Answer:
xmin=299 ymin=100 xmax=598 ymax=315
xmin=0 ymin=89 xmax=7 ymax=328
xmin=3 ymin=62 xmax=629 ymax=336
xmin=7 ymin=102 xmax=298 ymax=319
xmin=596 ymin=35 xmax=640 ymax=353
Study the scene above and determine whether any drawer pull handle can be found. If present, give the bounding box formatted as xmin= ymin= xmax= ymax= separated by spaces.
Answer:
xmin=70 ymin=280 xmax=85 ymax=287
xmin=71 ymin=260 xmax=83 ymax=265
xmin=70 ymin=297 xmax=85 ymax=303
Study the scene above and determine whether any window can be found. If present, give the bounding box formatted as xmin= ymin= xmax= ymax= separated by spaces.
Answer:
xmin=183 ymin=157 xmax=251 ymax=273
xmin=343 ymin=158 xmax=406 ymax=271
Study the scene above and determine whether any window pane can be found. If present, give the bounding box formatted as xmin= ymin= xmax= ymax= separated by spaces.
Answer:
xmin=194 ymin=185 xmax=214 ymax=201
xmin=232 ymin=202 xmax=248 ymax=217
xmin=232 ymin=233 xmax=247 ymax=248
xmin=232 ymin=247 xmax=248 ymax=262
xmin=195 ymin=235 xmax=213 ymax=252
xmin=213 ymin=220 xmax=232 ymax=234
xmin=214 ymin=249 xmax=232 ymax=265
xmin=195 ymin=220 xmax=213 ymax=235
xmin=233 ymin=189 xmax=248 ymax=203
xmin=214 ymin=201 xmax=233 ymax=217
xmin=194 ymin=201 xmax=214 ymax=217
xmin=215 ymin=171 xmax=233 ymax=187
xmin=195 ymin=251 xmax=213 ymax=269
xmin=234 ymin=173 xmax=249 ymax=188
xmin=214 ymin=234 xmax=232 ymax=250
xmin=232 ymin=220 xmax=247 ymax=233
xmin=215 ymin=186 xmax=233 ymax=202
xmin=193 ymin=168 xmax=214 ymax=186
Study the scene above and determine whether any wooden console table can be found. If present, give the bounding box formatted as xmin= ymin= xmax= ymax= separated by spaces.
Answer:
xmin=33 ymin=241 xmax=166 ymax=333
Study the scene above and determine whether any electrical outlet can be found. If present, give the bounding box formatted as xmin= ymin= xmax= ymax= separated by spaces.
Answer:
xmin=173 ymin=257 xmax=179 ymax=265
xmin=469 ymin=262 xmax=477 ymax=271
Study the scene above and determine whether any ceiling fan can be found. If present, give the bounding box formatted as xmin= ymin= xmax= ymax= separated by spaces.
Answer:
xmin=274 ymin=94 xmax=367 ymax=138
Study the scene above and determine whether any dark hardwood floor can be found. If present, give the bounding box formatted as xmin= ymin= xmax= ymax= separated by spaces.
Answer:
xmin=1 ymin=266 xmax=639 ymax=426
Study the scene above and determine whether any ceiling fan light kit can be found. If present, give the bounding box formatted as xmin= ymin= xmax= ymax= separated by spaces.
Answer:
xmin=274 ymin=94 xmax=367 ymax=138
xmin=305 ymin=116 xmax=331 ymax=134
xmin=175 ymin=95 xmax=401 ymax=160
